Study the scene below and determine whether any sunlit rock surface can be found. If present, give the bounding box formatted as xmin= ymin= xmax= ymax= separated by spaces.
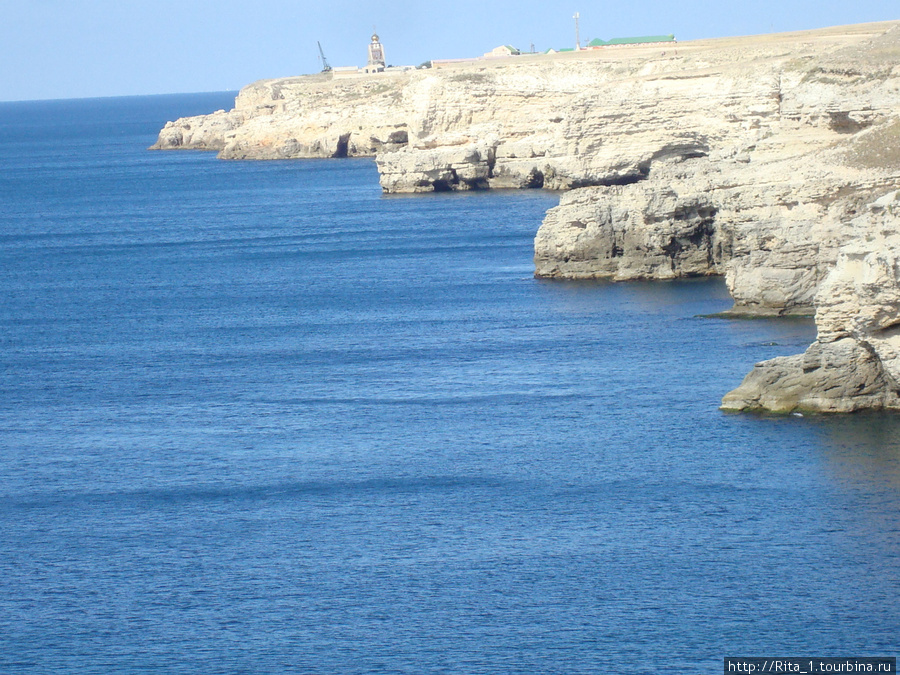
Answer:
xmin=152 ymin=22 xmax=900 ymax=411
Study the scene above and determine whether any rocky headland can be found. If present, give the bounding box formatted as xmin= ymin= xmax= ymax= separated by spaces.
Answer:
xmin=152 ymin=21 xmax=900 ymax=413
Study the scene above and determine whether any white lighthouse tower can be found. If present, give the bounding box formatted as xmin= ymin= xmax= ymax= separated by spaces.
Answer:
xmin=366 ymin=33 xmax=386 ymax=73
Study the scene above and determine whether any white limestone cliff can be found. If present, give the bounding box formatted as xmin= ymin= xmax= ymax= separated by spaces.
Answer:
xmin=151 ymin=21 xmax=900 ymax=412
xmin=151 ymin=75 xmax=411 ymax=158
xmin=722 ymin=191 xmax=900 ymax=412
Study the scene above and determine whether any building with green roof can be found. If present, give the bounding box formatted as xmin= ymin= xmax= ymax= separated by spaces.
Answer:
xmin=586 ymin=35 xmax=675 ymax=48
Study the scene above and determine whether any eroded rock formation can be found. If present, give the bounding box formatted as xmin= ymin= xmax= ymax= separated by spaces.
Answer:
xmin=722 ymin=191 xmax=900 ymax=412
xmin=152 ymin=21 xmax=900 ymax=412
xmin=533 ymin=170 xmax=726 ymax=281
xmin=152 ymin=75 xmax=411 ymax=159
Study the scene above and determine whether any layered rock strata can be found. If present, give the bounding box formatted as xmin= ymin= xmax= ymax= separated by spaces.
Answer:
xmin=533 ymin=154 xmax=900 ymax=316
xmin=529 ymin=23 xmax=900 ymax=317
xmin=722 ymin=191 xmax=900 ymax=412
xmin=152 ymin=75 xmax=411 ymax=159
xmin=152 ymin=21 xmax=900 ymax=412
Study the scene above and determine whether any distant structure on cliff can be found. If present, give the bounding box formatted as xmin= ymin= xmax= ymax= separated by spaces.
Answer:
xmin=585 ymin=35 xmax=676 ymax=48
xmin=542 ymin=34 xmax=676 ymax=54
xmin=574 ymin=12 xmax=581 ymax=50
xmin=365 ymin=33 xmax=386 ymax=73
xmin=330 ymin=32 xmax=413 ymax=78
xmin=483 ymin=45 xmax=521 ymax=59
xmin=317 ymin=41 xmax=332 ymax=73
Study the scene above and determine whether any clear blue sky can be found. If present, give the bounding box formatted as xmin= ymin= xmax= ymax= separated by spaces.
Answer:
xmin=1 ymin=0 xmax=897 ymax=101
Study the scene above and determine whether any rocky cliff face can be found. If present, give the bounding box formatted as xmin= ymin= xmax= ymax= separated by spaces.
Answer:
xmin=528 ymin=23 xmax=900 ymax=316
xmin=533 ymin=155 xmax=900 ymax=316
xmin=152 ymin=21 xmax=900 ymax=412
xmin=722 ymin=191 xmax=900 ymax=412
xmin=152 ymin=75 xmax=411 ymax=159
xmin=533 ymin=170 xmax=727 ymax=281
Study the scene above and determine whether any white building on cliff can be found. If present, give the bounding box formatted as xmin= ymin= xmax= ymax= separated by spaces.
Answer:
xmin=331 ymin=32 xmax=412 ymax=78
xmin=365 ymin=33 xmax=386 ymax=73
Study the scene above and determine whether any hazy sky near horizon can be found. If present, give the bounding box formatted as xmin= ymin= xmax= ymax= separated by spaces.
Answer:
xmin=1 ymin=0 xmax=897 ymax=102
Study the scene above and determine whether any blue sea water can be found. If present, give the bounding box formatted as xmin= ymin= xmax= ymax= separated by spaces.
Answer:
xmin=0 ymin=92 xmax=898 ymax=674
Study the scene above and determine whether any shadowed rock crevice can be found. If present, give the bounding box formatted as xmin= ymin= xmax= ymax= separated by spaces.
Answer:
xmin=432 ymin=174 xmax=456 ymax=192
xmin=387 ymin=129 xmax=409 ymax=145
xmin=332 ymin=133 xmax=351 ymax=158
xmin=522 ymin=168 xmax=544 ymax=189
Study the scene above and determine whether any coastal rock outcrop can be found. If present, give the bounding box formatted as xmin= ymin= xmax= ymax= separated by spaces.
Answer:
xmin=722 ymin=191 xmax=900 ymax=412
xmin=154 ymin=109 xmax=241 ymax=151
xmin=152 ymin=21 xmax=900 ymax=412
xmin=533 ymin=169 xmax=725 ymax=281
xmin=151 ymin=75 xmax=411 ymax=159
xmin=153 ymin=22 xmax=900 ymax=315
xmin=533 ymin=152 xmax=900 ymax=315
xmin=719 ymin=338 xmax=898 ymax=414
xmin=528 ymin=22 xmax=900 ymax=315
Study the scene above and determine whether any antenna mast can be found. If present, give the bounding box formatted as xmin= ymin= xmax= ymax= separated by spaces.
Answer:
xmin=574 ymin=12 xmax=581 ymax=50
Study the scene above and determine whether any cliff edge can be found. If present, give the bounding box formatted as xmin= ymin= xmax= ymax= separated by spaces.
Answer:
xmin=722 ymin=191 xmax=900 ymax=413
xmin=152 ymin=21 xmax=900 ymax=413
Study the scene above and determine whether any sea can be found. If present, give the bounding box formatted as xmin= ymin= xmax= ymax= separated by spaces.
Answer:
xmin=0 ymin=92 xmax=898 ymax=674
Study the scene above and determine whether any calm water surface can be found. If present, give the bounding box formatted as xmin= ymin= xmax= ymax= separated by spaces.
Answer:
xmin=0 ymin=93 xmax=898 ymax=674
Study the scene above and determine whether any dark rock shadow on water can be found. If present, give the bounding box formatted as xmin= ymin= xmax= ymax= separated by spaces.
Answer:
xmin=810 ymin=413 xmax=900 ymax=489
xmin=534 ymin=276 xmax=735 ymax=316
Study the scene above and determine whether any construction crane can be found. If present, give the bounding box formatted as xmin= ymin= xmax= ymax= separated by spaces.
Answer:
xmin=317 ymin=41 xmax=332 ymax=73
